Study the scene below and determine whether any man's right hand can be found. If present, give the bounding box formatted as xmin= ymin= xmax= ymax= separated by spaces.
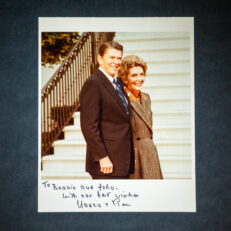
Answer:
xmin=99 ymin=156 xmax=113 ymax=174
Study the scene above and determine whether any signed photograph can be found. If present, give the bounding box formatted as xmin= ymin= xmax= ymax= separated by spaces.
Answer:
xmin=38 ymin=17 xmax=195 ymax=212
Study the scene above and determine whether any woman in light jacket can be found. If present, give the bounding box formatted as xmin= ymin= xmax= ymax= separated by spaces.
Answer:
xmin=118 ymin=55 xmax=163 ymax=179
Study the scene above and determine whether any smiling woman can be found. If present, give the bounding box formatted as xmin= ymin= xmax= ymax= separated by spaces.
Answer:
xmin=118 ymin=55 xmax=147 ymax=101
xmin=118 ymin=55 xmax=163 ymax=179
xmin=127 ymin=66 xmax=145 ymax=95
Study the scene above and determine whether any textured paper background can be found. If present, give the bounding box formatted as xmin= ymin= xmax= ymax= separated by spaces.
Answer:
xmin=0 ymin=0 xmax=230 ymax=230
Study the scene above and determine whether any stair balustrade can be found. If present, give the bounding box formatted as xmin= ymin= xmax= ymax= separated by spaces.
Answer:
xmin=41 ymin=32 xmax=115 ymax=156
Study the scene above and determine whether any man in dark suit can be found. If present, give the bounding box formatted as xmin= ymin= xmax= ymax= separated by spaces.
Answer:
xmin=80 ymin=41 xmax=134 ymax=179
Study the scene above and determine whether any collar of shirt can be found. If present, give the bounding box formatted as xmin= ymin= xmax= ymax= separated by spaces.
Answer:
xmin=125 ymin=87 xmax=147 ymax=103
xmin=99 ymin=67 xmax=117 ymax=88
xmin=98 ymin=67 xmax=128 ymax=104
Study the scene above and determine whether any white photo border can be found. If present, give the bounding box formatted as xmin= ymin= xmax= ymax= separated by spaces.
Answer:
xmin=38 ymin=17 xmax=195 ymax=212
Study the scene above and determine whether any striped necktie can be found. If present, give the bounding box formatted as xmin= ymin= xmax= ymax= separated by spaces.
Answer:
xmin=113 ymin=78 xmax=129 ymax=113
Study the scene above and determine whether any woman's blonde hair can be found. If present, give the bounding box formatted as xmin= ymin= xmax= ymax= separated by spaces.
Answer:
xmin=117 ymin=55 xmax=147 ymax=83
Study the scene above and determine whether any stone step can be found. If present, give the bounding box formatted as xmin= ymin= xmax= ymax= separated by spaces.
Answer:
xmin=41 ymin=153 xmax=191 ymax=180
xmin=159 ymin=154 xmax=191 ymax=161
xmin=146 ymin=61 xmax=190 ymax=74
xmin=73 ymin=103 xmax=191 ymax=113
xmin=73 ymin=112 xmax=80 ymax=126
xmin=74 ymin=112 xmax=192 ymax=129
xmin=42 ymin=155 xmax=85 ymax=172
xmin=53 ymin=140 xmax=86 ymax=155
xmin=154 ymin=126 xmax=191 ymax=140
xmin=66 ymin=124 xmax=192 ymax=131
xmin=73 ymin=111 xmax=191 ymax=127
xmin=64 ymin=124 xmax=191 ymax=141
xmin=64 ymin=126 xmax=84 ymax=140
xmin=162 ymin=172 xmax=192 ymax=180
xmin=116 ymin=38 xmax=190 ymax=51
xmin=142 ymin=85 xmax=190 ymax=99
xmin=149 ymin=94 xmax=191 ymax=101
xmin=52 ymin=139 xmax=191 ymax=156
xmin=160 ymin=158 xmax=192 ymax=179
xmin=42 ymin=154 xmax=191 ymax=180
xmin=155 ymin=140 xmax=191 ymax=156
xmin=41 ymin=170 xmax=91 ymax=180
xmin=114 ymin=32 xmax=190 ymax=40
xmin=123 ymin=50 xmax=190 ymax=62
xmin=153 ymin=110 xmax=191 ymax=126
xmin=151 ymin=99 xmax=190 ymax=111
xmin=41 ymin=164 xmax=190 ymax=180
xmin=143 ymin=74 xmax=190 ymax=87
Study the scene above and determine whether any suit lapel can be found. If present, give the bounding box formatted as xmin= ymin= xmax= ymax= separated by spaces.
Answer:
xmin=95 ymin=70 xmax=129 ymax=118
xmin=131 ymin=94 xmax=153 ymax=132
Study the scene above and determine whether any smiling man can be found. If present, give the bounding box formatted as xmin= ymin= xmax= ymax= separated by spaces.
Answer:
xmin=80 ymin=41 xmax=134 ymax=179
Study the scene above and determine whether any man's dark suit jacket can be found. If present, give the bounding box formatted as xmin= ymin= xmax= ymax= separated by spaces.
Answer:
xmin=80 ymin=69 xmax=134 ymax=177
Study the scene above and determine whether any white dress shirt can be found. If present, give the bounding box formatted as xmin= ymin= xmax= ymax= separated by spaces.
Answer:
xmin=98 ymin=67 xmax=128 ymax=104
xmin=99 ymin=67 xmax=117 ymax=89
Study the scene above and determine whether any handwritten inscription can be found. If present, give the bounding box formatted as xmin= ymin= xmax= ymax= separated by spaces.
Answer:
xmin=42 ymin=181 xmax=139 ymax=209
